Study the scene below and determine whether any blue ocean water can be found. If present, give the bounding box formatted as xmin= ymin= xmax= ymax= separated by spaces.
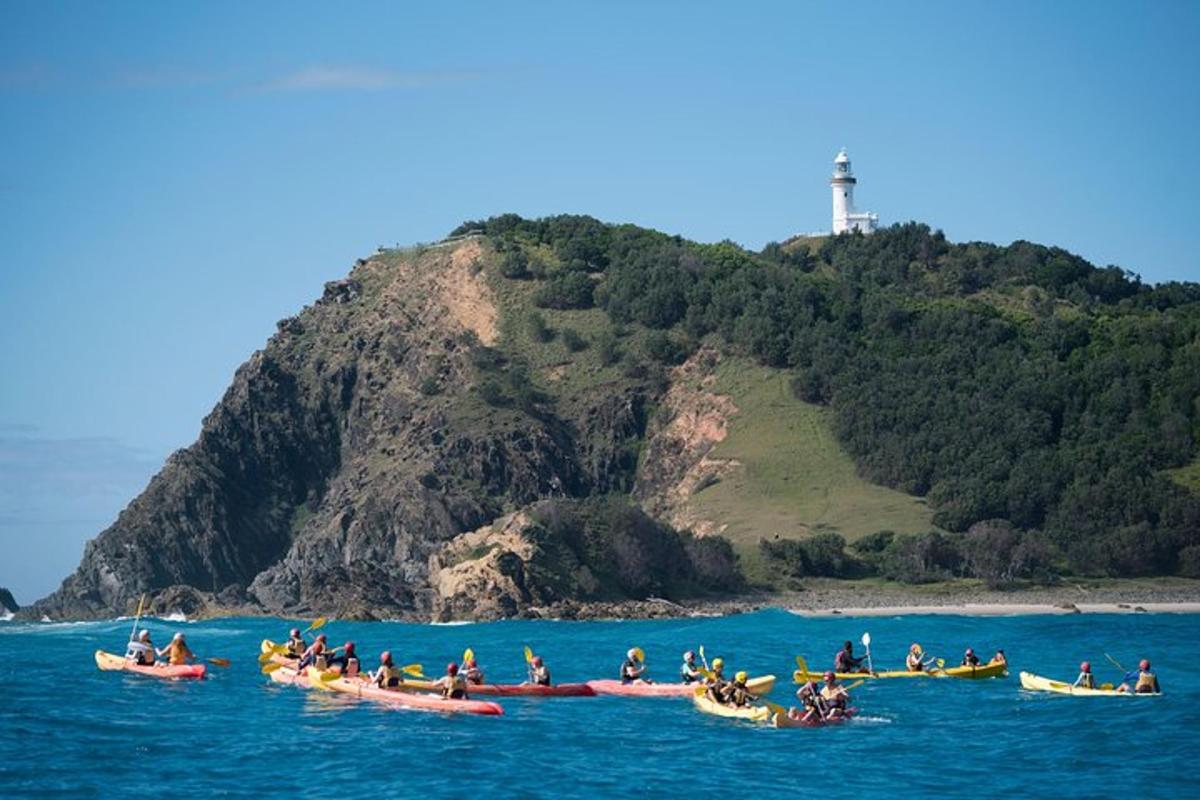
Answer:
xmin=2 ymin=609 xmax=1197 ymax=798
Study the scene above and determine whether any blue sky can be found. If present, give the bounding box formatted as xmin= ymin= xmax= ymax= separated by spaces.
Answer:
xmin=1 ymin=1 xmax=1197 ymax=603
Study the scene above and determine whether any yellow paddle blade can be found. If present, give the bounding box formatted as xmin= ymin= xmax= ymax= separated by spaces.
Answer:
xmin=258 ymin=652 xmax=275 ymax=664
xmin=523 ymin=645 xmax=534 ymax=664
xmin=305 ymin=617 xmax=328 ymax=634
xmin=463 ymin=648 xmax=474 ymax=665
xmin=261 ymin=662 xmax=283 ymax=674
xmin=936 ymin=658 xmax=946 ymax=669
xmin=316 ymin=669 xmax=340 ymax=681
xmin=795 ymin=655 xmax=810 ymax=676
xmin=845 ymin=680 xmax=864 ymax=690
xmin=633 ymin=647 xmax=645 ymax=663
xmin=308 ymin=670 xmax=335 ymax=691
xmin=401 ymin=663 xmax=424 ymax=676
xmin=1100 ymin=682 xmax=1114 ymax=690
xmin=762 ymin=699 xmax=787 ymax=715
xmin=208 ymin=657 xmax=230 ymax=667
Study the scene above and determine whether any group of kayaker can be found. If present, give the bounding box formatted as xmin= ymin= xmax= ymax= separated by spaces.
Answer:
xmin=831 ymin=640 xmax=1007 ymax=674
xmin=1074 ymin=658 xmax=1161 ymax=694
xmin=124 ymin=629 xmax=196 ymax=667
xmin=790 ymin=672 xmax=852 ymax=723
xmin=268 ymin=627 xmax=559 ymax=699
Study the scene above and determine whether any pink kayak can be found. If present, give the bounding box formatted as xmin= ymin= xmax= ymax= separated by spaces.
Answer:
xmin=587 ymin=674 xmax=776 ymax=697
xmin=95 ymin=650 xmax=206 ymax=679
xmin=320 ymin=672 xmax=504 ymax=715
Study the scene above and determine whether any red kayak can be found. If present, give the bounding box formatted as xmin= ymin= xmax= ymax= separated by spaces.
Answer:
xmin=771 ymin=707 xmax=857 ymax=728
xmin=587 ymin=675 xmax=776 ymax=697
xmin=95 ymin=650 xmax=206 ymax=679
xmin=402 ymin=679 xmax=594 ymax=697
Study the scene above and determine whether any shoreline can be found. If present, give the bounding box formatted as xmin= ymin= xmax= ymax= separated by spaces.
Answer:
xmin=781 ymin=601 xmax=1200 ymax=618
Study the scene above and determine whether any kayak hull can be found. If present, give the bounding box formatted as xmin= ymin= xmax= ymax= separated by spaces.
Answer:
xmin=400 ymin=679 xmax=594 ymax=697
xmin=318 ymin=671 xmax=504 ymax=715
xmin=1019 ymin=671 xmax=1160 ymax=697
xmin=794 ymin=662 xmax=1007 ymax=682
xmin=691 ymin=688 xmax=771 ymax=722
xmin=587 ymin=675 xmax=776 ymax=697
xmin=95 ymin=650 xmax=206 ymax=679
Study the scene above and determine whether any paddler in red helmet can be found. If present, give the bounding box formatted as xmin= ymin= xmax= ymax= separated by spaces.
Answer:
xmin=372 ymin=651 xmax=404 ymax=689
xmin=326 ymin=641 xmax=360 ymax=676
xmin=463 ymin=657 xmax=485 ymax=685
xmin=435 ymin=662 xmax=469 ymax=699
xmin=1073 ymin=661 xmax=1095 ymax=689
xmin=1116 ymin=658 xmax=1161 ymax=694
xmin=297 ymin=634 xmax=328 ymax=671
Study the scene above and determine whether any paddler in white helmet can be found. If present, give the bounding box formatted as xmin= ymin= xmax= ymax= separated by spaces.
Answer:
xmin=906 ymin=643 xmax=925 ymax=672
xmin=125 ymin=630 xmax=156 ymax=666
xmin=619 ymin=648 xmax=649 ymax=684
xmin=680 ymin=651 xmax=702 ymax=684
xmin=156 ymin=632 xmax=196 ymax=665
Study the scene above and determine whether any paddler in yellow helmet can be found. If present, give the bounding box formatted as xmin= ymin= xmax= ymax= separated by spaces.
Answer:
xmin=724 ymin=671 xmax=758 ymax=708
xmin=703 ymin=657 xmax=729 ymax=703
xmin=905 ymin=643 xmax=925 ymax=672
xmin=156 ymin=632 xmax=196 ymax=665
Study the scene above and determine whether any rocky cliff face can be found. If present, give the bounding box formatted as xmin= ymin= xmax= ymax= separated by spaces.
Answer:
xmin=25 ymin=239 xmax=726 ymax=621
xmin=0 ymin=587 xmax=17 ymax=614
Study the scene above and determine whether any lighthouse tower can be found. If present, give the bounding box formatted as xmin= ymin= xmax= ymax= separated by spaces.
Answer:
xmin=830 ymin=148 xmax=878 ymax=234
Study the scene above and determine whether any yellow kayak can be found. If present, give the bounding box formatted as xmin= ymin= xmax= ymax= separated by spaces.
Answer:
xmin=691 ymin=686 xmax=771 ymax=722
xmin=794 ymin=661 xmax=1006 ymax=682
xmin=1019 ymin=671 xmax=1161 ymax=697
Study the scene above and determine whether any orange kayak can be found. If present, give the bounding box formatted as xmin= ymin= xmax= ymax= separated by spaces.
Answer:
xmin=95 ymin=650 xmax=206 ymax=679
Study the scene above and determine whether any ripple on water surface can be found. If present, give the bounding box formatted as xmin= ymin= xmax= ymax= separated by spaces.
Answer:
xmin=2 ymin=610 xmax=1197 ymax=798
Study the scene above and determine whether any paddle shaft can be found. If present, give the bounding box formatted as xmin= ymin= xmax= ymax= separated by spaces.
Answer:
xmin=127 ymin=594 xmax=146 ymax=644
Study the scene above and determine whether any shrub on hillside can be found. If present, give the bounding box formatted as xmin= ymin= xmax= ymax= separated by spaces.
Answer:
xmin=526 ymin=311 xmax=553 ymax=342
xmin=878 ymin=531 xmax=961 ymax=584
xmin=760 ymin=532 xmax=862 ymax=578
xmin=535 ymin=272 xmax=594 ymax=310
xmin=561 ymin=327 xmax=588 ymax=352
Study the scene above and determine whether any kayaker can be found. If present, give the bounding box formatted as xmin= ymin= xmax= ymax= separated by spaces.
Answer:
xmin=961 ymin=648 xmax=981 ymax=667
xmin=463 ymin=657 xmax=485 ymax=685
xmin=820 ymin=671 xmax=850 ymax=719
xmin=528 ymin=655 xmax=551 ymax=686
xmin=1117 ymin=659 xmax=1161 ymax=694
xmin=724 ymin=671 xmax=758 ymax=708
xmin=680 ymin=651 xmax=702 ymax=684
xmin=1073 ymin=661 xmax=1095 ymax=689
xmin=125 ymin=630 xmax=156 ymax=666
xmin=793 ymin=680 xmax=825 ymax=723
xmin=285 ymin=628 xmax=307 ymax=658
xmin=326 ymin=641 xmax=359 ymax=676
xmin=434 ymin=662 xmax=469 ymax=699
xmin=156 ymin=632 xmax=196 ymax=665
xmin=989 ymin=649 xmax=1007 ymax=666
xmin=296 ymin=634 xmax=328 ymax=671
xmin=372 ymin=651 xmax=404 ymax=689
xmin=703 ymin=658 xmax=728 ymax=703
xmin=620 ymin=648 xmax=648 ymax=684
xmin=834 ymin=640 xmax=866 ymax=673
xmin=905 ymin=643 xmax=924 ymax=672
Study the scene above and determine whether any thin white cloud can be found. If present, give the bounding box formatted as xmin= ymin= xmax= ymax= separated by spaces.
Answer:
xmin=258 ymin=65 xmax=479 ymax=93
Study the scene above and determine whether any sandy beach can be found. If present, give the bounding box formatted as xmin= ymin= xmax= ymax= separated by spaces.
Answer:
xmin=785 ymin=601 xmax=1200 ymax=617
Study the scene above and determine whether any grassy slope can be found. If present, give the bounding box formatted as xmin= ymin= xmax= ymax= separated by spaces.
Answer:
xmin=1167 ymin=458 xmax=1200 ymax=496
xmin=686 ymin=358 xmax=936 ymax=581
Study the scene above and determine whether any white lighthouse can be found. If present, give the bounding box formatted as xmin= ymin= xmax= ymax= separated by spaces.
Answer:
xmin=830 ymin=148 xmax=878 ymax=234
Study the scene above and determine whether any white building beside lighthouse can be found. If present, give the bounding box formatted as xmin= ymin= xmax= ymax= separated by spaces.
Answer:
xmin=830 ymin=148 xmax=878 ymax=234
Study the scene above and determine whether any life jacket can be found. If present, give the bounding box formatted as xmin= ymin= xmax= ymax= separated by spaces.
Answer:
xmin=167 ymin=642 xmax=190 ymax=665
xmin=444 ymin=674 xmax=467 ymax=698
xmin=378 ymin=665 xmax=403 ymax=688
xmin=619 ymin=659 xmax=640 ymax=682
xmin=680 ymin=663 xmax=698 ymax=683
xmin=821 ymin=685 xmax=846 ymax=707
xmin=286 ymin=637 xmax=306 ymax=657
xmin=906 ymin=655 xmax=923 ymax=671
xmin=531 ymin=666 xmax=551 ymax=686
xmin=127 ymin=641 xmax=154 ymax=666
xmin=344 ymin=657 xmax=360 ymax=677
xmin=727 ymin=682 xmax=751 ymax=707
xmin=1077 ymin=673 xmax=1095 ymax=689
xmin=466 ymin=667 xmax=485 ymax=685
xmin=1135 ymin=671 xmax=1158 ymax=694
